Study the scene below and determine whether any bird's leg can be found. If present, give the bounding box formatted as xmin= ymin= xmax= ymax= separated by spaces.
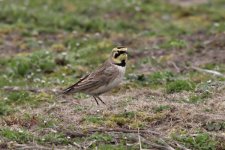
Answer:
xmin=93 ymin=96 xmax=99 ymax=105
xmin=96 ymin=96 xmax=106 ymax=105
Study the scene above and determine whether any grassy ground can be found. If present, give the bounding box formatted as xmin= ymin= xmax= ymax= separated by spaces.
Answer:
xmin=0 ymin=0 xmax=225 ymax=149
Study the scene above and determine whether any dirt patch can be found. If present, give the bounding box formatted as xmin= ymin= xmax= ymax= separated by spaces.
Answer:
xmin=125 ymin=33 xmax=225 ymax=73
xmin=1 ymin=84 xmax=224 ymax=149
xmin=177 ymin=33 xmax=225 ymax=65
xmin=0 ymin=31 xmax=67 ymax=56
xmin=0 ymin=31 xmax=26 ymax=56
xmin=168 ymin=0 xmax=209 ymax=7
xmin=11 ymin=88 xmax=224 ymax=135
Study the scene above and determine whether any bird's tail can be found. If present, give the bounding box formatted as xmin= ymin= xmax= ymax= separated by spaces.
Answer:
xmin=61 ymin=86 xmax=74 ymax=94
xmin=62 ymin=74 xmax=89 ymax=94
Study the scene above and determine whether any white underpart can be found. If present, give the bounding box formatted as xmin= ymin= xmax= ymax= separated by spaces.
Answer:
xmin=92 ymin=65 xmax=126 ymax=95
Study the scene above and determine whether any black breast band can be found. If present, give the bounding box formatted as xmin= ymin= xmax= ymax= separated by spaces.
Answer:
xmin=114 ymin=60 xmax=126 ymax=67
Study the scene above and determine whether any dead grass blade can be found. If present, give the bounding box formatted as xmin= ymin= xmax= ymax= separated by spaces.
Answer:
xmin=63 ymin=128 xmax=161 ymax=138
xmin=192 ymin=66 xmax=225 ymax=78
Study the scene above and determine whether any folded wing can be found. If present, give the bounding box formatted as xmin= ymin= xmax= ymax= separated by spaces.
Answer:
xmin=62 ymin=61 xmax=118 ymax=94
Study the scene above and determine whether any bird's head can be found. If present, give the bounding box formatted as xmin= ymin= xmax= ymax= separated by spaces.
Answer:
xmin=111 ymin=46 xmax=128 ymax=67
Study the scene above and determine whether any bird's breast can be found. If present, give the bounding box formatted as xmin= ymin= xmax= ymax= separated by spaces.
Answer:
xmin=90 ymin=66 xmax=125 ymax=95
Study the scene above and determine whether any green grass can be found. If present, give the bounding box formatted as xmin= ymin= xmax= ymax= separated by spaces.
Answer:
xmin=84 ymin=115 xmax=105 ymax=124
xmin=0 ymin=127 xmax=71 ymax=145
xmin=97 ymin=144 xmax=128 ymax=150
xmin=160 ymin=39 xmax=188 ymax=49
xmin=188 ymin=91 xmax=211 ymax=104
xmin=127 ymin=71 xmax=175 ymax=88
xmin=7 ymin=50 xmax=56 ymax=77
xmin=0 ymin=128 xmax=34 ymax=144
xmin=0 ymin=0 xmax=224 ymax=35
xmin=38 ymin=132 xmax=71 ymax=145
xmin=88 ymin=133 xmax=113 ymax=143
xmin=109 ymin=112 xmax=135 ymax=127
xmin=0 ymin=101 xmax=13 ymax=116
xmin=166 ymin=80 xmax=195 ymax=93
xmin=0 ymin=0 xmax=225 ymax=149
xmin=0 ymin=91 xmax=53 ymax=116
xmin=153 ymin=105 xmax=171 ymax=113
xmin=204 ymin=122 xmax=225 ymax=131
xmin=172 ymin=133 xmax=217 ymax=150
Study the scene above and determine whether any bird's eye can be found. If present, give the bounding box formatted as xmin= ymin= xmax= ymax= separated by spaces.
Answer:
xmin=114 ymin=52 xmax=120 ymax=58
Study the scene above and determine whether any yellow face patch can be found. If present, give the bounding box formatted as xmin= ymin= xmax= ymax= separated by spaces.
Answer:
xmin=111 ymin=47 xmax=128 ymax=64
xmin=112 ymin=47 xmax=127 ymax=53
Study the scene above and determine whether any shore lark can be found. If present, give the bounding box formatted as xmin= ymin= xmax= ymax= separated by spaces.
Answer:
xmin=62 ymin=47 xmax=128 ymax=105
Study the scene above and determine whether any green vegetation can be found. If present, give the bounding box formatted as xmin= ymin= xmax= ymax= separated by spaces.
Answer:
xmin=153 ymin=105 xmax=171 ymax=113
xmin=38 ymin=132 xmax=71 ymax=145
xmin=0 ymin=91 xmax=53 ymax=116
xmin=0 ymin=128 xmax=33 ymax=144
xmin=88 ymin=133 xmax=113 ymax=143
xmin=205 ymin=122 xmax=225 ymax=131
xmin=0 ymin=0 xmax=224 ymax=149
xmin=173 ymin=133 xmax=217 ymax=150
xmin=166 ymin=80 xmax=195 ymax=93
xmin=188 ymin=91 xmax=211 ymax=104
xmin=97 ymin=144 xmax=127 ymax=150
xmin=160 ymin=39 xmax=187 ymax=49
xmin=85 ymin=115 xmax=105 ymax=124
xmin=0 ymin=101 xmax=12 ymax=116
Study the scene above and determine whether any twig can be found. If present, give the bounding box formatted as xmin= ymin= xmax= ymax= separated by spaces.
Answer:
xmin=122 ymin=133 xmax=171 ymax=150
xmin=90 ymin=128 xmax=161 ymax=135
xmin=141 ymin=138 xmax=171 ymax=150
xmin=207 ymin=132 xmax=225 ymax=141
xmin=193 ymin=112 xmax=225 ymax=122
xmin=138 ymin=128 xmax=142 ymax=150
xmin=171 ymin=62 xmax=181 ymax=73
xmin=72 ymin=141 xmax=82 ymax=149
xmin=84 ymin=140 xmax=97 ymax=149
xmin=158 ymin=138 xmax=175 ymax=150
xmin=138 ymin=134 xmax=175 ymax=150
xmin=174 ymin=141 xmax=191 ymax=150
xmin=13 ymin=143 xmax=54 ymax=150
xmin=2 ymin=86 xmax=60 ymax=94
xmin=191 ymin=66 xmax=225 ymax=78
xmin=64 ymin=128 xmax=161 ymax=138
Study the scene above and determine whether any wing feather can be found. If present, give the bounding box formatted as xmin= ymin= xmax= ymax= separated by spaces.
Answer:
xmin=62 ymin=74 xmax=89 ymax=94
xmin=62 ymin=60 xmax=118 ymax=94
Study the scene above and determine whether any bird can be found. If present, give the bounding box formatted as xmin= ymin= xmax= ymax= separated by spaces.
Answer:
xmin=62 ymin=46 xmax=128 ymax=105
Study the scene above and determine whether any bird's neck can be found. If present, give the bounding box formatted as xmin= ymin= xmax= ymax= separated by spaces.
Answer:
xmin=113 ymin=59 xmax=126 ymax=67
